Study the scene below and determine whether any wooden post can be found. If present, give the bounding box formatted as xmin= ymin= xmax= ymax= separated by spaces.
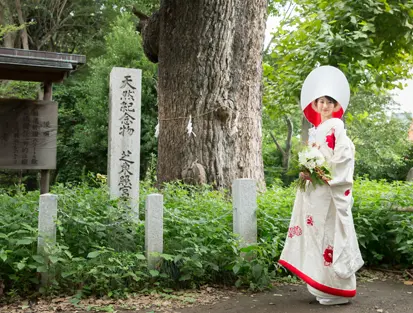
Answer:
xmin=40 ymin=82 xmax=53 ymax=194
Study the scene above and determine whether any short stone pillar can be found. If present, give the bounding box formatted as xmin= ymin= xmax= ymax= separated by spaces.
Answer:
xmin=145 ymin=194 xmax=163 ymax=269
xmin=37 ymin=193 xmax=58 ymax=286
xmin=407 ymin=167 xmax=413 ymax=181
xmin=232 ymin=179 xmax=257 ymax=247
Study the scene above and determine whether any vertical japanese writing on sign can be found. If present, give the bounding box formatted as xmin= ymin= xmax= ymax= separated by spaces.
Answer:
xmin=1 ymin=121 xmax=9 ymax=144
xmin=21 ymin=110 xmax=30 ymax=165
xmin=119 ymin=75 xmax=136 ymax=136
xmin=108 ymin=67 xmax=142 ymax=216
xmin=118 ymin=150 xmax=135 ymax=198
xmin=13 ymin=121 xmax=19 ymax=165
xmin=0 ymin=99 xmax=58 ymax=170
xmin=31 ymin=107 xmax=40 ymax=165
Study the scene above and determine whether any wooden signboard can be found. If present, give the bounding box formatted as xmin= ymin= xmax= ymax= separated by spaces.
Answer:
xmin=0 ymin=99 xmax=58 ymax=170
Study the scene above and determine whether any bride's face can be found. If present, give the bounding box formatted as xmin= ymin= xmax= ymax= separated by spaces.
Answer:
xmin=316 ymin=97 xmax=335 ymax=120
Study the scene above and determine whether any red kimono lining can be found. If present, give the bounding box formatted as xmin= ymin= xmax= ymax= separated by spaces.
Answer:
xmin=278 ymin=259 xmax=356 ymax=298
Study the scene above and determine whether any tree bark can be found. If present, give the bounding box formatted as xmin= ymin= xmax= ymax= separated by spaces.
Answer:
xmin=15 ymin=0 xmax=29 ymax=50
xmin=152 ymin=0 xmax=267 ymax=189
xmin=0 ymin=0 xmax=16 ymax=48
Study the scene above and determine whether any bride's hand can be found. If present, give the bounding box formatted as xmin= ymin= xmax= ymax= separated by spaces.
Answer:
xmin=322 ymin=177 xmax=331 ymax=185
xmin=311 ymin=142 xmax=320 ymax=149
xmin=300 ymin=172 xmax=312 ymax=181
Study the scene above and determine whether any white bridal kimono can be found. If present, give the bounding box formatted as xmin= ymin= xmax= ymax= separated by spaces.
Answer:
xmin=279 ymin=118 xmax=364 ymax=299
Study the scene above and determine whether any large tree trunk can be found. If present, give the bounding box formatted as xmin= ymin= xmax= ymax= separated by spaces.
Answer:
xmin=153 ymin=0 xmax=267 ymax=189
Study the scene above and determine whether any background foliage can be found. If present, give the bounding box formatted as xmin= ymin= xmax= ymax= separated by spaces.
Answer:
xmin=262 ymin=0 xmax=413 ymax=185
xmin=53 ymin=14 xmax=158 ymax=183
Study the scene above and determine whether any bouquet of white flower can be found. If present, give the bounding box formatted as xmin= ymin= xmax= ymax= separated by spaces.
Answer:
xmin=297 ymin=146 xmax=332 ymax=191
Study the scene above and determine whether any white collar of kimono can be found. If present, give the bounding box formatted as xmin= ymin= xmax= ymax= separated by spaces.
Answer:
xmin=315 ymin=118 xmax=344 ymax=134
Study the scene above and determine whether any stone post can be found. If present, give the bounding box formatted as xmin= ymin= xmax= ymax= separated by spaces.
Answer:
xmin=145 ymin=194 xmax=163 ymax=269
xmin=108 ymin=67 xmax=142 ymax=219
xmin=232 ymin=179 xmax=257 ymax=247
xmin=406 ymin=167 xmax=413 ymax=181
xmin=37 ymin=193 xmax=58 ymax=286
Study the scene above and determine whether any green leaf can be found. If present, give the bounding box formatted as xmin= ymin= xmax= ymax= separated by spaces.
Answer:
xmin=32 ymin=255 xmax=45 ymax=264
xmin=62 ymin=271 xmax=76 ymax=278
xmin=174 ymin=254 xmax=183 ymax=263
xmin=49 ymin=255 xmax=59 ymax=264
xmin=69 ymin=298 xmax=81 ymax=305
xmin=252 ymin=264 xmax=263 ymax=280
xmin=16 ymin=238 xmax=35 ymax=245
xmin=17 ymin=261 xmax=26 ymax=270
xmin=87 ymin=250 xmax=101 ymax=259
xmin=160 ymin=253 xmax=174 ymax=261
xmin=240 ymin=245 xmax=259 ymax=253
xmin=149 ymin=270 xmax=159 ymax=277
xmin=135 ymin=254 xmax=146 ymax=260
xmin=179 ymin=273 xmax=191 ymax=281
xmin=37 ymin=265 xmax=48 ymax=273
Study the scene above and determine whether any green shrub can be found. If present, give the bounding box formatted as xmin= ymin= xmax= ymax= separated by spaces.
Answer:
xmin=0 ymin=178 xmax=412 ymax=299
xmin=352 ymin=179 xmax=413 ymax=265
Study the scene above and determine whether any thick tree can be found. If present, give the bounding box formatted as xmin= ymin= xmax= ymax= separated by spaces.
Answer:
xmin=138 ymin=1 xmax=267 ymax=188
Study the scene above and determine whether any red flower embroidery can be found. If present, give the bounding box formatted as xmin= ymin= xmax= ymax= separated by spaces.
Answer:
xmin=344 ymin=189 xmax=351 ymax=196
xmin=325 ymin=129 xmax=336 ymax=150
xmin=306 ymin=215 xmax=314 ymax=226
xmin=294 ymin=226 xmax=302 ymax=236
xmin=288 ymin=226 xmax=303 ymax=238
xmin=323 ymin=245 xmax=333 ymax=266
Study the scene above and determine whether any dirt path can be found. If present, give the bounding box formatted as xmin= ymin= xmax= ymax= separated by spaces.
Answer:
xmin=171 ymin=281 xmax=413 ymax=313
xmin=1 ymin=280 xmax=412 ymax=313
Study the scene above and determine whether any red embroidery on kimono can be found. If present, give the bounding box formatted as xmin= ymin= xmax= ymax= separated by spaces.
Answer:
xmin=325 ymin=129 xmax=336 ymax=150
xmin=323 ymin=245 xmax=333 ymax=266
xmin=306 ymin=215 xmax=314 ymax=226
xmin=288 ymin=226 xmax=303 ymax=238
xmin=344 ymin=189 xmax=351 ymax=196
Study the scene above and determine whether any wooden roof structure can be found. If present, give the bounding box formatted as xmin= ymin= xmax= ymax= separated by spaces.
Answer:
xmin=0 ymin=47 xmax=86 ymax=82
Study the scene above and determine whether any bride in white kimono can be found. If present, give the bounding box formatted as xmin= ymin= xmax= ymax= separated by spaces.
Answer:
xmin=279 ymin=66 xmax=364 ymax=305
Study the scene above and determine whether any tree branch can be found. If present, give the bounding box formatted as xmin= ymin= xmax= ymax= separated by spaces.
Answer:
xmin=270 ymin=131 xmax=286 ymax=156
xmin=284 ymin=116 xmax=293 ymax=170
xmin=132 ymin=6 xmax=149 ymax=20
xmin=15 ymin=0 xmax=29 ymax=49
xmin=264 ymin=1 xmax=296 ymax=54
xmin=285 ymin=116 xmax=293 ymax=153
